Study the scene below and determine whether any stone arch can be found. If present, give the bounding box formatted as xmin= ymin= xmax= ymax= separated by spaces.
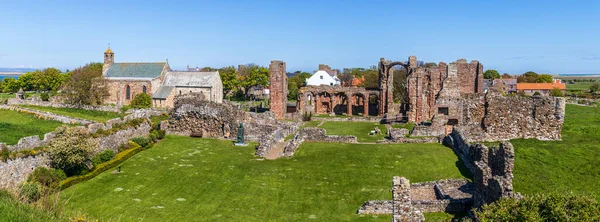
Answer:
xmin=350 ymin=93 xmax=366 ymax=116
xmin=333 ymin=92 xmax=348 ymax=115
xmin=378 ymin=58 xmax=412 ymax=116
xmin=142 ymin=85 xmax=147 ymax=94
xmin=367 ymin=93 xmax=379 ymax=116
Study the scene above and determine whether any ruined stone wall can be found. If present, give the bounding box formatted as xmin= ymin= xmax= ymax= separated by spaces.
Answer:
xmin=0 ymin=105 xmax=95 ymax=125
xmin=269 ymin=60 xmax=287 ymax=119
xmin=95 ymin=122 xmax=152 ymax=154
xmin=0 ymin=155 xmax=50 ymax=189
xmin=166 ymin=102 xmax=247 ymax=139
xmin=456 ymin=93 xmax=565 ymax=142
xmin=455 ymin=59 xmax=483 ymax=94
xmin=443 ymin=129 xmax=518 ymax=208
xmin=392 ymin=177 xmax=425 ymax=222
xmin=7 ymin=98 xmax=119 ymax=112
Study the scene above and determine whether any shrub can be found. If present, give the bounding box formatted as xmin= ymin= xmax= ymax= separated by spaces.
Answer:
xmin=157 ymin=130 xmax=166 ymax=140
xmin=47 ymin=126 xmax=96 ymax=176
xmin=475 ymin=193 xmax=600 ymax=221
xmin=302 ymin=112 xmax=312 ymax=122
xmin=27 ymin=167 xmax=66 ymax=188
xmin=92 ymin=150 xmax=115 ymax=166
xmin=533 ymin=91 xmax=541 ymax=96
xmin=130 ymin=93 xmax=152 ymax=109
xmin=59 ymin=143 xmax=142 ymax=190
xmin=131 ymin=136 xmax=151 ymax=148
xmin=19 ymin=182 xmax=41 ymax=203
xmin=550 ymin=87 xmax=564 ymax=97
xmin=149 ymin=131 xmax=158 ymax=142
xmin=0 ymin=146 xmax=9 ymax=162
xmin=40 ymin=92 xmax=50 ymax=101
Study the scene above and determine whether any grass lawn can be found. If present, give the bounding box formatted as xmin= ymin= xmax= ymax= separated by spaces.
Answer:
xmin=0 ymin=191 xmax=65 ymax=222
xmin=302 ymin=121 xmax=321 ymax=128
xmin=319 ymin=121 xmax=388 ymax=142
xmin=513 ymin=104 xmax=600 ymax=200
xmin=61 ymin=136 xmax=468 ymax=221
xmin=0 ymin=109 xmax=65 ymax=145
xmin=391 ymin=122 xmax=415 ymax=131
xmin=0 ymin=93 xmax=15 ymax=100
xmin=18 ymin=105 xmax=121 ymax=122
xmin=566 ymin=82 xmax=595 ymax=91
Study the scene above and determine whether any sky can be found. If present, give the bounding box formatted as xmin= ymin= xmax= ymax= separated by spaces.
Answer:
xmin=0 ymin=0 xmax=599 ymax=74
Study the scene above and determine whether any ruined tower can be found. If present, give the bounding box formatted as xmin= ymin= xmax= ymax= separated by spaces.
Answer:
xmin=103 ymin=46 xmax=114 ymax=74
xmin=269 ymin=60 xmax=287 ymax=119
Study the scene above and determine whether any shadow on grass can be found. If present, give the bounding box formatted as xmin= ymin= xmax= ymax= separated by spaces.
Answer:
xmin=455 ymin=158 xmax=473 ymax=181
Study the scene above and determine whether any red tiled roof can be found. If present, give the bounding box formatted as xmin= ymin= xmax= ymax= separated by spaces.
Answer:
xmin=516 ymin=82 xmax=566 ymax=90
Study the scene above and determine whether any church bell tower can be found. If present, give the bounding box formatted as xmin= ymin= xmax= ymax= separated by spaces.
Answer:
xmin=103 ymin=45 xmax=114 ymax=74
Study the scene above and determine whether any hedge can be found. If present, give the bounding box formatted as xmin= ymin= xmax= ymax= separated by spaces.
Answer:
xmin=59 ymin=143 xmax=143 ymax=190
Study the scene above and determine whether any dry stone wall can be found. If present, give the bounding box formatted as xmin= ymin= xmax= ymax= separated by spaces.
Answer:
xmin=7 ymin=98 xmax=119 ymax=112
xmin=0 ymin=155 xmax=50 ymax=189
xmin=95 ymin=122 xmax=152 ymax=154
xmin=0 ymin=105 xmax=94 ymax=125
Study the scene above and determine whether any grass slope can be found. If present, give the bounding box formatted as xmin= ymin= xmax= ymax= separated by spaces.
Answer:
xmin=319 ymin=121 xmax=387 ymax=142
xmin=0 ymin=109 xmax=64 ymax=145
xmin=0 ymin=191 xmax=65 ymax=222
xmin=62 ymin=136 xmax=467 ymax=221
xmin=513 ymin=104 xmax=600 ymax=199
xmin=18 ymin=105 xmax=121 ymax=122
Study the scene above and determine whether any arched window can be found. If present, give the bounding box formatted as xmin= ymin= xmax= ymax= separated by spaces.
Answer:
xmin=126 ymin=85 xmax=131 ymax=100
xmin=142 ymin=85 xmax=147 ymax=94
xmin=179 ymin=90 xmax=182 ymax=95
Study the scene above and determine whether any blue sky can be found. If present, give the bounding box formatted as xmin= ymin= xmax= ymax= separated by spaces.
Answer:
xmin=0 ymin=0 xmax=599 ymax=74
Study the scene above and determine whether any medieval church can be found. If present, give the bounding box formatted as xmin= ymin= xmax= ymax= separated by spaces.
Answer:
xmin=101 ymin=47 xmax=223 ymax=108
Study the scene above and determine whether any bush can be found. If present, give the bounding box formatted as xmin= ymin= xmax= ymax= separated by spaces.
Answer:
xmin=130 ymin=93 xmax=152 ymax=109
xmin=40 ymin=92 xmax=50 ymax=101
xmin=157 ymin=130 xmax=166 ymax=140
xmin=92 ymin=150 xmax=115 ymax=166
xmin=47 ymin=126 xmax=96 ymax=176
xmin=0 ymin=146 xmax=9 ymax=162
xmin=19 ymin=182 xmax=41 ymax=203
xmin=551 ymin=88 xmax=564 ymax=97
xmin=131 ymin=136 xmax=151 ymax=148
xmin=533 ymin=91 xmax=541 ymax=96
xmin=302 ymin=112 xmax=312 ymax=122
xmin=27 ymin=167 xmax=66 ymax=188
xmin=59 ymin=143 xmax=143 ymax=190
xmin=475 ymin=193 xmax=600 ymax=221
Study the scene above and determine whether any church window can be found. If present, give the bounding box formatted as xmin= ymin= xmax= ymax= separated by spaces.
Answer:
xmin=143 ymin=85 xmax=147 ymax=94
xmin=126 ymin=85 xmax=131 ymax=100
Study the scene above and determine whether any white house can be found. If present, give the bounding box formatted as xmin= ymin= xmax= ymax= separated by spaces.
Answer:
xmin=306 ymin=70 xmax=341 ymax=86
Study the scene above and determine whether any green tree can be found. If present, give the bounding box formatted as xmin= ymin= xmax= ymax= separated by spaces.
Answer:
xmin=17 ymin=72 xmax=36 ymax=91
xmin=64 ymin=63 xmax=109 ymax=106
xmin=286 ymin=72 xmax=311 ymax=100
xmin=218 ymin=66 xmax=238 ymax=96
xmin=2 ymin=78 xmax=20 ymax=93
xmin=47 ymin=126 xmax=97 ymax=176
xmin=359 ymin=66 xmax=379 ymax=88
xmin=501 ymin=73 xmax=513 ymax=79
xmin=483 ymin=69 xmax=501 ymax=79
xmin=37 ymin=68 xmax=66 ymax=91
xmin=518 ymin=71 xmax=539 ymax=83
xmin=239 ymin=65 xmax=269 ymax=98
xmin=550 ymin=87 xmax=564 ymax=97
xmin=393 ymin=67 xmax=408 ymax=103
xmin=590 ymin=83 xmax=600 ymax=93
xmin=536 ymin=74 xmax=553 ymax=83
xmin=130 ymin=93 xmax=152 ymax=108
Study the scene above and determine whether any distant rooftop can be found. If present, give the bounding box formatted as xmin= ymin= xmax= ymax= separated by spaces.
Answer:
xmin=104 ymin=63 xmax=165 ymax=79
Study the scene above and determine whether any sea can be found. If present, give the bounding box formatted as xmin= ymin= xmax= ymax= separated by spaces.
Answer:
xmin=558 ymin=74 xmax=600 ymax=77
xmin=0 ymin=75 xmax=19 ymax=80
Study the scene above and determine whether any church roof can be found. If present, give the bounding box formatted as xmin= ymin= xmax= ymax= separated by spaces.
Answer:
xmin=104 ymin=63 xmax=166 ymax=79
xmin=152 ymin=86 xmax=175 ymax=99
xmin=163 ymin=71 xmax=219 ymax=87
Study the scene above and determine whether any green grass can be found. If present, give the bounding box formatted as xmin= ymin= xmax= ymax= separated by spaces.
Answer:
xmin=61 ymin=136 xmax=467 ymax=221
xmin=0 ymin=109 xmax=65 ymax=145
xmin=0 ymin=93 xmax=15 ymax=99
xmin=0 ymin=191 xmax=66 ymax=222
xmin=566 ymin=82 xmax=595 ymax=91
xmin=319 ymin=121 xmax=388 ymax=142
xmin=18 ymin=105 xmax=121 ymax=122
xmin=302 ymin=120 xmax=321 ymax=128
xmin=313 ymin=114 xmax=351 ymax=118
xmin=391 ymin=122 xmax=415 ymax=131
xmin=513 ymin=104 xmax=600 ymax=200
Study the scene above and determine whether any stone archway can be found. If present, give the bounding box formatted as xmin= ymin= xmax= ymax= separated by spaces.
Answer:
xmin=378 ymin=57 xmax=414 ymax=117
xmin=350 ymin=93 xmax=367 ymax=116
xmin=333 ymin=92 xmax=348 ymax=115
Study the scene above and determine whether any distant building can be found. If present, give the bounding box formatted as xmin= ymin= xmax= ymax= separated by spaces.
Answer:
xmin=306 ymin=70 xmax=340 ymax=86
xmin=102 ymin=47 xmax=223 ymax=108
xmin=484 ymin=79 xmax=517 ymax=94
xmin=517 ymin=79 xmax=566 ymax=96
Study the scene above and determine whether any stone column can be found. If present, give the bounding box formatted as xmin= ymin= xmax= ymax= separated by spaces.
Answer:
xmin=315 ymin=94 xmax=321 ymax=114
xmin=330 ymin=95 xmax=336 ymax=116
xmin=347 ymin=96 xmax=353 ymax=116
xmin=363 ymin=96 xmax=369 ymax=117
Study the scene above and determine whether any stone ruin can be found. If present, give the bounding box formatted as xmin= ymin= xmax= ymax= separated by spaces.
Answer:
xmin=358 ymin=129 xmax=518 ymax=219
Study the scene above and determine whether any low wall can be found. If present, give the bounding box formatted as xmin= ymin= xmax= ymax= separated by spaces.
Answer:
xmin=300 ymin=128 xmax=358 ymax=143
xmin=0 ymin=155 xmax=50 ymax=189
xmin=2 ymin=133 xmax=55 ymax=152
xmin=357 ymin=200 xmax=393 ymax=214
xmin=7 ymin=98 xmax=119 ymax=112
xmin=95 ymin=122 xmax=152 ymax=154
xmin=311 ymin=116 xmax=382 ymax=122
xmin=0 ymin=105 xmax=94 ymax=125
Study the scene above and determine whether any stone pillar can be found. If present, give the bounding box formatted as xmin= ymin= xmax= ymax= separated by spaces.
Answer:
xmin=315 ymin=94 xmax=321 ymax=114
xmin=347 ymin=96 xmax=353 ymax=116
xmin=330 ymin=95 xmax=336 ymax=116
xmin=269 ymin=60 xmax=287 ymax=119
xmin=363 ymin=96 xmax=369 ymax=117
xmin=392 ymin=177 xmax=424 ymax=222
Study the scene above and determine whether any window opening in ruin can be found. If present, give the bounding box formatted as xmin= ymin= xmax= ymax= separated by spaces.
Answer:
xmin=438 ymin=107 xmax=449 ymax=115
xmin=126 ymin=85 xmax=131 ymax=100
xmin=142 ymin=85 xmax=147 ymax=94
xmin=308 ymin=95 xmax=312 ymax=105
xmin=447 ymin=119 xmax=459 ymax=125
